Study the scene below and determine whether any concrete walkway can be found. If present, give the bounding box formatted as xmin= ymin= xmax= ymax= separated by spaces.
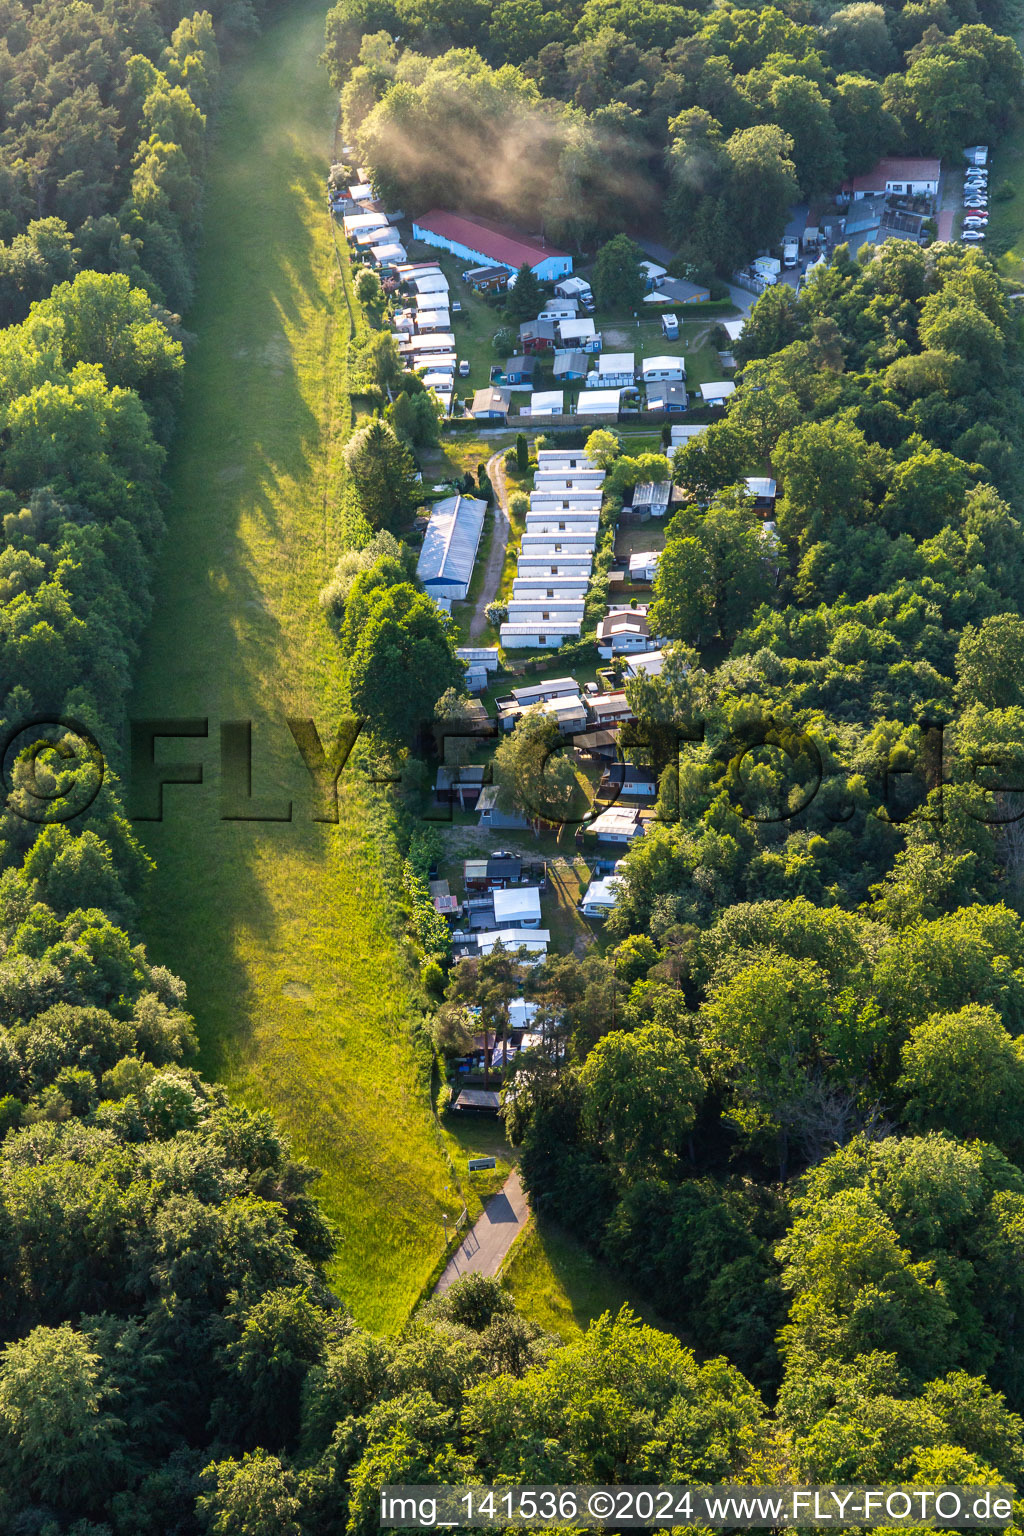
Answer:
xmin=725 ymin=282 xmax=757 ymax=315
xmin=436 ymin=1168 xmax=529 ymax=1292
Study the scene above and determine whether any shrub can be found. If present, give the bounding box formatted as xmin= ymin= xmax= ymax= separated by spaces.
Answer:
xmin=422 ymin=959 xmax=445 ymax=996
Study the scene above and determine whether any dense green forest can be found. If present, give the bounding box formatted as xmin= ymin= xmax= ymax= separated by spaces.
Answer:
xmin=323 ymin=0 xmax=1023 ymax=262
xmin=2 ymin=0 xmax=1024 ymax=1524
xmin=324 ymin=0 xmax=1024 ymax=1516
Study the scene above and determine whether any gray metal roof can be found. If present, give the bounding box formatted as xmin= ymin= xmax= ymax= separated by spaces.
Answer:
xmin=416 ymin=494 xmax=487 ymax=589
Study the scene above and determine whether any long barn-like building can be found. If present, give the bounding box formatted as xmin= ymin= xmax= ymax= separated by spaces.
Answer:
xmin=416 ymin=493 xmax=488 ymax=605
xmin=410 ymin=211 xmax=573 ymax=281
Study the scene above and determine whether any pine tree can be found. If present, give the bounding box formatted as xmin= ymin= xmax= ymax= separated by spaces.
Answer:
xmin=343 ymin=418 xmax=420 ymax=531
xmin=504 ymin=262 xmax=543 ymax=322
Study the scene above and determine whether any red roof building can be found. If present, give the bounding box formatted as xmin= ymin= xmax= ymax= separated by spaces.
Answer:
xmin=410 ymin=211 xmax=573 ymax=279
xmin=848 ymin=157 xmax=941 ymax=199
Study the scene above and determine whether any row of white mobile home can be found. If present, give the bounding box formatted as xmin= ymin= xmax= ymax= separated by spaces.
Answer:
xmin=500 ymin=449 xmax=606 ymax=650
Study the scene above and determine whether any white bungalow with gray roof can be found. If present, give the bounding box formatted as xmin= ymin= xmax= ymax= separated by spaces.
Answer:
xmin=533 ymin=471 xmax=606 ymax=490
xmin=529 ymin=492 xmax=603 ymax=511
xmin=501 ymin=620 xmax=583 ymax=648
xmin=535 ymin=450 xmax=597 ymax=470
xmin=515 ymin=553 xmax=592 ymax=573
xmin=506 ymin=599 xmax=586 ymax=626
xmin=525 ymin=514 xmax=600 ymax=537
xmin=512 ymin=577 xmax=589 ymax=600
xmin=520 ymin=535 xmax=597 ymax=558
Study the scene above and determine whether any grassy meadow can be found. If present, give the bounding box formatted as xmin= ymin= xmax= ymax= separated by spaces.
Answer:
xmin=502 ymin=1220 xmax=676 ymax=1341
xmin=130 ymin=0 xmax=456 ymax=1332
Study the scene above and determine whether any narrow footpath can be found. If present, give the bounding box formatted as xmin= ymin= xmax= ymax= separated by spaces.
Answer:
xmin=469 ymin=451 xmax=511 ymax=639
xmin=436 ymin=1169 xmax=529 ymax=1291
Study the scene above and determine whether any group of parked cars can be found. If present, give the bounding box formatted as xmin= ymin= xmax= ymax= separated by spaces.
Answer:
xmin=962 ymin=151 xmax=991 ymax=243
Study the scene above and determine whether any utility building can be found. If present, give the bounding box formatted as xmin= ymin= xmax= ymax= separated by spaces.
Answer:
xmin=415 ymin=493 xmax=488 ymax=603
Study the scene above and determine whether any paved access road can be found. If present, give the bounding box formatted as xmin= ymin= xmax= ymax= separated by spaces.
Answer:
xmin=436 ymin=1168 xmax=529 ymax=1291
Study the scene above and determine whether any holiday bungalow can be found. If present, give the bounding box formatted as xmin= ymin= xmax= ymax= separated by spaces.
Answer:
xmin=576 ymin=388 xmax=623 ymax=416
xmin=464 ymin=264 xmax=510 ymax=292
xmin=645 ymin=382 xmax=688 ymax=412
xmin=643 ymin=276 xmax=710 ymax=304
xmin=512 ymin=577 xmax=589 ymax=600
xmin=553 ymin=350 xmax=588 ymax=380
xmin=585 ymin=806 xmax=646 ymax=844
xmin=745 ymin=476 xmax=777 ymax=511
xmin=597 ymin=611 xmax=658 ymax=657
xmin=536 ymin=450 xmax=597 ymax=470
xmin=500 ymin=620 xmax=583 ymax=650
xmin=470 ymin=386 xmax=511 ymax=419
xmin=533 ymin=470 xmax=605 ymax=491
xmin=558 ymin=318 xmax=600 ymax=350
xmin=628 ymin=550 xmax=661 ymax=583
xmin=632 ymin=481 xmax=672 ymax=518
xmin=493 ymin=886 xmax=543 ymax=929
xmin=700 ymin=380 xmax=736 ymax=406
xmin=503 ymin=355 xmax=537 ymax=385
xmin=506 ymin=599 xmax=587 ymax=627
xmin=848 ymin=157 xmax=941 ymax=200
xmin=670 ymin=423 xmax=709 ymax=447
xmin=600 ymin=761 xmax=658 ymax=801
xmin=519 ymin=319 xmax=557 ymax=354
xmin=514 ymin=555 xmax=592 ymax=578
xmin=626 ymin=648 xmax=667 ymax=678
xmin=525 ymin=517 xmax=600 ymax=540
xmin=476 ymin=785 xmax=529 ymax=829
xmin=520 ymin=532 xmax=598 ymax=555
xmin=525 ymin=390 xmax=564 ymax=417
xmin=588 ymin=691 xmax=634 ymax=726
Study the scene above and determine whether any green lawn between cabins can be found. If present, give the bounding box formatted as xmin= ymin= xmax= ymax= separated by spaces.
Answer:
xmin=130 ymin=0 xmax=648 ymax=1338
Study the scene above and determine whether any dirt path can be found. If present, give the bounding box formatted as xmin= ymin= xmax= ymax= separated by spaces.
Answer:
xmin=436 ymin=1169 xmax=529 ymax=1292
xmin=469 ymin=450 xmax=511 ymax=640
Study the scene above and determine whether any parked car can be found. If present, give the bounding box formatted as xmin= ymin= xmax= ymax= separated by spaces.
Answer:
xmin=458 ymin=360 xmax=470 ymax=377
xmin=962 ymin=231 xmax=986 ymax=241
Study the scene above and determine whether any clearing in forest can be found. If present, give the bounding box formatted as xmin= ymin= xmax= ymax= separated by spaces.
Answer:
xmin=130 ymin=0 xmax=453 ymax=1331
